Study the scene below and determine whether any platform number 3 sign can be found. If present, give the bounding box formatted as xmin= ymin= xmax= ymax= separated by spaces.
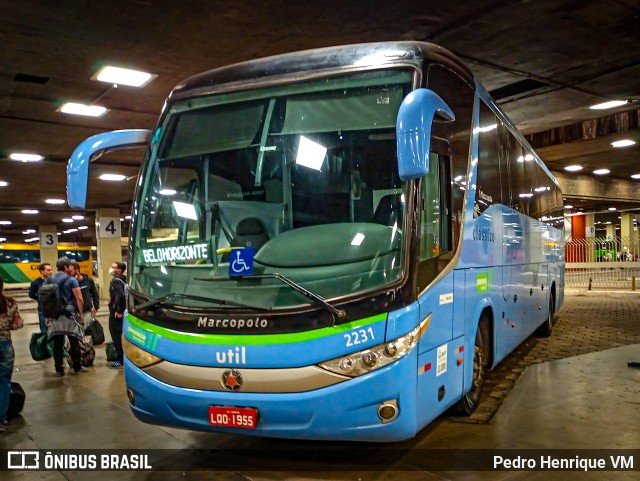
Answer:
xmin=40 ymin=231 xmax=58 ymax=248
xmin=98 ymin=217 xmax=121 ymax=238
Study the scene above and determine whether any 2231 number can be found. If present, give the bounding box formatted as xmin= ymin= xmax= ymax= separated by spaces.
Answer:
xmin=344 ymin=327 xmax=375 ymax=347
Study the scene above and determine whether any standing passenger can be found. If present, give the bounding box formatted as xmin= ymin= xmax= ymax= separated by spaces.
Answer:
xmin=28 ymin=263 xmax=53 ymax=333
xmin=0 ymin=275 xmax=24 ymax=433
xmin=70 ymin=262 xmax=99 ymax=321
xmin=108 ymin=262 xmax=127 ymax=369
xmin=47 ymin=258 xmax=86 ymax=376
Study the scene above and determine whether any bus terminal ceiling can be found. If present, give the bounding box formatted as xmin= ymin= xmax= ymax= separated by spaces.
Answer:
xmin=0 ymin=0 xmax=639 ymax=245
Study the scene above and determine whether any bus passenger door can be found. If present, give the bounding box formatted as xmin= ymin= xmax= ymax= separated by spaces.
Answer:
xmin=415 ymin=152 xmax=462 ymax=419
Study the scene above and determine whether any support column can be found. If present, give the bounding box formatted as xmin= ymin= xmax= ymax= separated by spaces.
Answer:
xmin=95 ymin=208 xmax=123 ymax=302
xmin=621 ymin=213 xmax=638 ymax=260
xmin=605 ymin=224 xmax=616 ymax=239
xmin=569 ymin=213 xmax=586 ymax=262
xmin=39 ymin=225 xmax=59 ymax=266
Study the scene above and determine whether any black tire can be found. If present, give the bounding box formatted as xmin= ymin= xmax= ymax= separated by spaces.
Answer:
xmin=451 ymin=318 xmax=489 ymax=416
xmin=535 ymin=292 xmax=555 ymax=337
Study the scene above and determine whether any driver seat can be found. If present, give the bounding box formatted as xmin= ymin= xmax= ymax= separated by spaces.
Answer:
xmin=231 ymin=217 xmax=270 ymax=251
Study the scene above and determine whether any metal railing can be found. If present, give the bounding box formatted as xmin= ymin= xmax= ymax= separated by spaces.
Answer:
xmin=565 ymin=236 xmax=640 ymax=289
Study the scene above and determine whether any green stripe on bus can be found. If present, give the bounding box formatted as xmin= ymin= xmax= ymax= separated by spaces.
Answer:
xmin=126 ymin=312 xmax=388 ymax=346
xmin=0 ymin=264 xmax=31 ymax=283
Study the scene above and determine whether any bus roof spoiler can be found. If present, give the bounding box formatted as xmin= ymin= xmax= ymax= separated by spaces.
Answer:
xmin=67 ymin=129 xmax=151 ymax=209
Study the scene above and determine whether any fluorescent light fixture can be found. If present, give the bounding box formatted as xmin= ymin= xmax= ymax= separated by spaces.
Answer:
xmin=565 ymin=165 xmax=583 ymax=172
xmin=78 ymin=226 xmax=89 ymax=230
xmin=564 ymin=205 xmax=574 ymax=209
xmin=589 ymin=100 xmax=628 ymax=110
xmin=296 ymin=136 xmax=327 ymax=171
xmin=473 ymin=124 xmax=498 ymax=134
xmin=611 ymin=139 xmax=636 ymax=148
xmin=517 ymin=155 xmax=524 ymax=163
xmin=351 ymin=233 xmax=365 ymax=246
xmin=45 ymin=198 xmax=66 ymax=204
xmin=524 ymin=154 xmax=534 ymax=161
xmin=63 ymin=228 xmax=78 ymax=234
xmin=0 ymin=180 xmax=7 ymax=187
xmin=631 ymin=174 xmax=640 ymax=179
xmin=593 ymin=169 xmax=610 ymax=175
xmin=72 ymin=215 xmax=85 ymax=220
xmin=22 ymin=209 xmax=38 ymax=214
xmin=9 ymin=152 xmax=43 ymax=162
xmin=0 ymin=238 xmax=6 ymax=242
xmin=608 ymin=207 xmax=616 ymax=211
xmin=172 ymin=201 xmax=198 ymax=221
xmin=59 ymin=102 xmax=108 ymax=117
xmin=534 ymin=186 xmax=547 ymax=192
xmin=519 ymin=193 xmax=533 ymax=198
xmin=22 ymin=229 xmax=36 ymax=234
xmin=125 ymin=215 xmax=132 ymax=220
xmin=99 ymin=173 xmax=126 ymax=181
xmin=159 ymin=189 xmax=177 ymax=196
xmin=93 ymin=65 xmax=155 ymax=88
xmin=0 ymin=221 xmax=11 ymax=225
xmin=62 ymin=218 xmax=74 ymax=223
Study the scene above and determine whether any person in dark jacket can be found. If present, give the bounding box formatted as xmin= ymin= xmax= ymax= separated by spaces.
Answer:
xmin=108 ymin=261 xmax=127 ymax=369
xmin=70 ymin=262 xmax=99 ymax=319
xmin=28 ymin=263 xmax=52 ymax=333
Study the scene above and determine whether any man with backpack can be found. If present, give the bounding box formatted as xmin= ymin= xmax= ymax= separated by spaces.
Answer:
xmin=28 ymin=263 xmax=52 ymax=333
xmin=42 ymin=257 xmax=87 ymax=376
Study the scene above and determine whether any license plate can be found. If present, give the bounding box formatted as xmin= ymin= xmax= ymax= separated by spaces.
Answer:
xmin=208 ymin=406 xmax=258 ymax=429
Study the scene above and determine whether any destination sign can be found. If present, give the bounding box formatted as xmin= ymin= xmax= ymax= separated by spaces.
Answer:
xmin=142 ymin=243 xmax=208 ymax=264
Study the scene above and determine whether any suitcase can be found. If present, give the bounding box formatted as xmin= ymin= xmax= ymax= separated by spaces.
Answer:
xmin=7 ymin=382 xmax=25 ymax=419
xmin=65 ymin=335 xmax=96 ymax=367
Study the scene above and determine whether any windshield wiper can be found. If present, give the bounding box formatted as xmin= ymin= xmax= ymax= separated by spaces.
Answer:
xmin=136 ymin=292 xmax=263 ymax=311
xmin=195 ymin=274 xmax=346 ymax=319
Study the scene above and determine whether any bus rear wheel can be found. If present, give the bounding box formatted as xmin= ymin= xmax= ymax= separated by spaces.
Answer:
xmin=452 ymin=318 xmax=489 ymax=416
xmin=535 ymin=292 xmax=555 ymax=337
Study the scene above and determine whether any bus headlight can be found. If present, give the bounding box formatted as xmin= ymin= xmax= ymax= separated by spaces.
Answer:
xmin=123 ymin=336 xmax=163 ymax=368
xmin=318 ymin=315 xmax=430 ymax=377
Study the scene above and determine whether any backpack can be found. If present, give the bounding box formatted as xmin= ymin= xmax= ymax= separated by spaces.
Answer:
xmin=38 ymin=274 xmax=70 ymax=318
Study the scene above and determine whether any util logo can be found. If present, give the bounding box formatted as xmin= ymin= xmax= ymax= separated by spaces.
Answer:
xmin=215 ymin=346 xmax=247 ymax=365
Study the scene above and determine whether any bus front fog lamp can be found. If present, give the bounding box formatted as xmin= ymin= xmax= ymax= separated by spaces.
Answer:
xmin=318 ymin=316 xmax=430 ymax=377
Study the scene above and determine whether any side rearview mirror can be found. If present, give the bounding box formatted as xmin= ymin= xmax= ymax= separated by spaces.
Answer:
xmin=396 ymin=88 xmax=455 ymax=180
xmin=67 ymin=129 xmax=151 ymax=209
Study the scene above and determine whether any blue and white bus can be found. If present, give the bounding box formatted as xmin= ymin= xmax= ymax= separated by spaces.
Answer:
xmin=67 ymin=41 xmax=564 ymax=442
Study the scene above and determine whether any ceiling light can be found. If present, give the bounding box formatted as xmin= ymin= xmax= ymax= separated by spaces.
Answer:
xmin=125 ymin=215 xmax=132 ymax=220
xmin=22 ymin=209 xmax=38 ymax=214
xmin=159 ymin=189 xmax=176 ymax=196
xmin=63 ymin=228 xmax=78 ymax=234
xmin=631 ymin=174 xmax=640 ymax=179
xmin=0 ymin=180 xmax=7 ymax=187
xmin=608 ymin=207 xmax=616 ymax=211
xmin=564 ymin=205 xmax=573 ymax=209
xmin=0 ymin=221 xmax=11 ymax=225
xmin=565 ymin=165 xmax=582 ymax=172
xmin=78 ymin=226 xmax=89 ymax=230
xmin=524 ymin=154 xmax=534 ymax=161
xmin=22 ymin=229 xmax=36 ymax=234
xmin=0 ymin=238 xmax=6 ymax=242
xmin=72 ymin=215 xmax=84 ymax=220
xmin=9 ymin=152 xmax=43 ymax=162
xmin=62 ymin=218 xmax=74 ymax=223
xmin=611 ymin=139 xmax=636 ymax=148
xmin=593 ymin=169 xmax=610 ymax=175
xmin=589 ymin=100 xmax=628 ymax=110
xmin=99 ymin=173 xmax=126 ymax=181
xmin=92 ymin=66 xmax=155 ymax=87
xmin=45 ymin=198 xmax=66 ymax=204
xmin=59 ymin=102 xmax=107 ymax=117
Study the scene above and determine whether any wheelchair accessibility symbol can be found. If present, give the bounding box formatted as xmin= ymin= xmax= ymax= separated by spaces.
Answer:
xmin=229 ymin=247 xmax=254 ymax=277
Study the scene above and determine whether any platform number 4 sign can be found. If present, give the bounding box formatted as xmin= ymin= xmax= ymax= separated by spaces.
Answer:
xmin=98 ymin=217 xmax=121 ymax=239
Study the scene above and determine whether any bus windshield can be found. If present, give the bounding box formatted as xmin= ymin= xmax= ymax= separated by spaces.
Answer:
xmin=131 ymin=69 xmax=414 ymax=310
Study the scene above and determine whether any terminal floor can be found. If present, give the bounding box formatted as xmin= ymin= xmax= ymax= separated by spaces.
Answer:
xmin=1 ymin=290 xmax=639 ymax=481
